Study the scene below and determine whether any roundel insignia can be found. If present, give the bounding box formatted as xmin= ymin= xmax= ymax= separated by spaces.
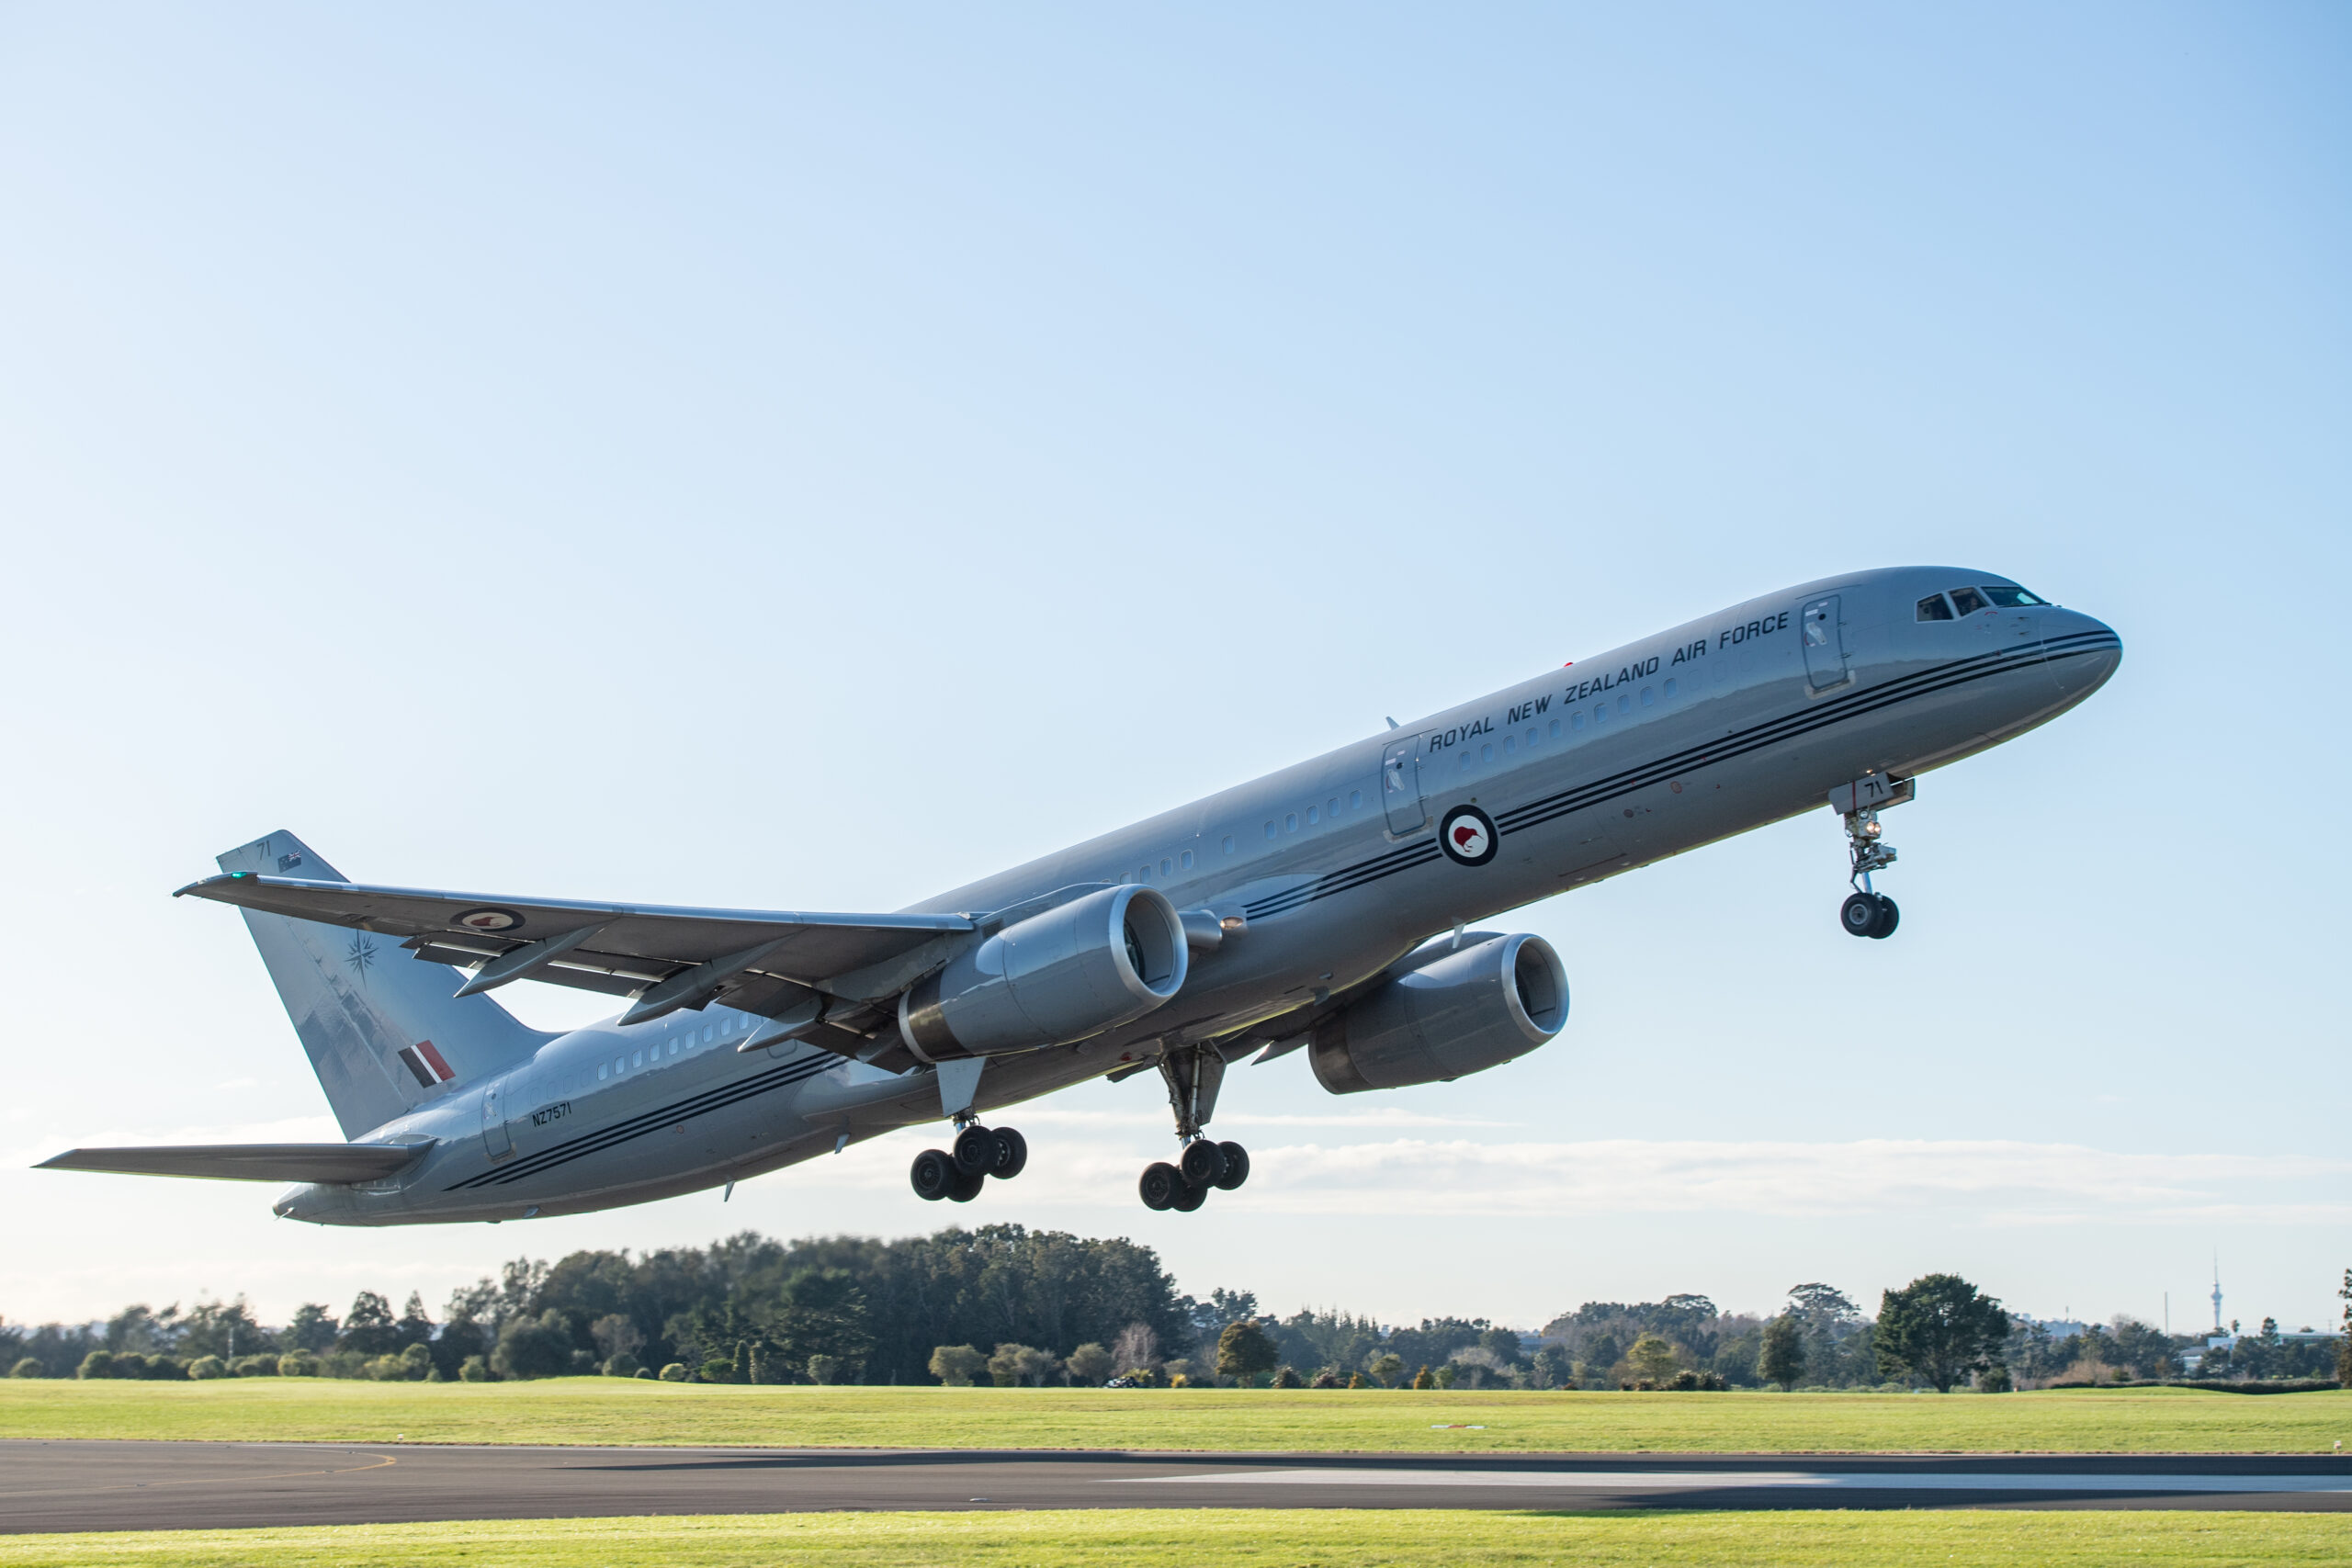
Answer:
xmin=1437 ymin=804 xmax=1498 ymax=867
xmin=454 ymin=908 xmax=524 ymax=933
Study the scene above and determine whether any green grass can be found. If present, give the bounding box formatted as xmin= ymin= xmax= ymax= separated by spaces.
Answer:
xmin=0 ymin=1510 xmax=2344 ymax=1567
xmin=6 ymin=1379 xmax=2350 ymax=1453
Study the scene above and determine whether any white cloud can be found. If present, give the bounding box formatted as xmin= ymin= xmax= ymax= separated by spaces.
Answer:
xmin=780 ymin=1132 xmax=2351 ymax=1227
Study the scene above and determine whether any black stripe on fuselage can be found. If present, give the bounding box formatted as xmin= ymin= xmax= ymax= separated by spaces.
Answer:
xmin=447 ymin=1050 xmax=843 ymax=1190
xmin=1243 ymin=633 xmax=2117 ymax=920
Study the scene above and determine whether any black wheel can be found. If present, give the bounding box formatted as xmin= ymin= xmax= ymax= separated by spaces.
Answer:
xmin=945 ymin=1167 xmax=986 ymax=1202
xmin=1867 ymin=894 xmax=1900 ymax=940
xmin=1213 ymin=1141 xmax=1250 ymax=1191
xmin=1839 ymin=892 xmax=1880 ymax=938
xmin=1179 ymin=1139 xmax=1227 ymax=1187
xmin=989 ymin=1126 xmax=1028 ymax=1179
xmin=910 ymin=1148 xmax=954 ymax=1201
xmin=1170 ymin=1180 xmax=1208 ymax=1212
xmin=1139 ymin=1161 xmax=1182 ymax=1211
xmin=952 ymin=1123 xmax=994 ymax=1176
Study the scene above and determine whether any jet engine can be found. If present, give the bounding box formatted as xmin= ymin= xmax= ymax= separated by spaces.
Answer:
xmin=898 ymin=884 xmax=1188 ymax=1061
xmin=1309 ymin=931 xmax=1568 ymax=1094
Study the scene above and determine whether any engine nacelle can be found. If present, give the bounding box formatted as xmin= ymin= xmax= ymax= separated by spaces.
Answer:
xmin=898 ymin=884 xmax=1188 ymax=1060
xmin=1309 ymin=931 xmax=1568 ymax=1094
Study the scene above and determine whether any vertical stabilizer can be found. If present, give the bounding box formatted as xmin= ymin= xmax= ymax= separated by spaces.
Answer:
xmin=217 ymin=831 xmax=553 ymax=1138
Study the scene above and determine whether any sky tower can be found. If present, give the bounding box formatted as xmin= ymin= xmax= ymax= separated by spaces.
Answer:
xmin=2211 ymin=1257 xmax=2224 ymax=1335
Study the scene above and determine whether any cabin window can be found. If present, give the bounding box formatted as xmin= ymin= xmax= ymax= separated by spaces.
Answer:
xmin=1223 ymin=834 xmax=1236 ymax=854
xmin=1285 ymin=813 xmax=1298 ymax=831
xmin=614 ymin=1055 xmax=626 ymax=1075
xmin=1552 ymin=718 xmax=1564 ymax=737
xmin=1459 ymin=751 xmax=1472 ymax=770
xmin=1328 ymin=797 xmax=1340 ymax=817
xmin=1306 ymin=807 xmax=1319 ymax=825
xmin=1138 ymin=865 xmax=1151 ymax=882
xmin=1160 ymin=858 xmax=1173 ymax=875
xmin=1980 ymin=584 xmax=2047 ymax=607
xmin=1503 ymin=735 xmax=1515 ymax=754
xmin=669 ymin=1040 xmax=680 ymax=1057
xmin=597 ymin=1063 xmax=608 ymax=1080
xmin=1916 ymin=593 xmax=1955 ymax=621
xmin=1349 ymin=789 xmax=1363 ymax=809
xmin=633 ymin=1051 xmax=644 ymax=1068
xmin=1525 ymin=727 xmax=1537 ymax=745
xmin=704 ymin=1023 xmax=715 ymax=1043
xmin=1590 ymin=705 xmax=1604 ymax=726
xmin=1264 ymin=821 xmax=1276 ymax=840
xmin=1641 ymin=687 xmax=1655 ymax=706
xmin=1181 ymin=850 xmax=1194 ymax=869
xmin=1949 ymin=586 xmax=1990 ymax=615
xmin=1664 ymin=678 xmax=1678 ymax=697
xmin=1480 ymin=743 xmax=1493 ymax=763
xmin=1617 ymin=694 xmax=1630 ymax=714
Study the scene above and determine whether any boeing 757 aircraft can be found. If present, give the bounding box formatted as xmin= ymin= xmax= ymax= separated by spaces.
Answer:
xmin=43 ymin=567 xmax=2119 ymax=1224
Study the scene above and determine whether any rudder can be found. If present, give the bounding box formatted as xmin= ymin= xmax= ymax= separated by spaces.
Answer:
xmin=218 ymin=831 xmax=553 ymax=1138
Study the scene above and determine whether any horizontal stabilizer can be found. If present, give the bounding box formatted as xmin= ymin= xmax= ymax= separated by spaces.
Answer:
xmin=36 ymin=1143 xmax=426 ymax=1184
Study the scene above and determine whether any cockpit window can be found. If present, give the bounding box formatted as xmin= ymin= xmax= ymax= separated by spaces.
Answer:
xmin=1948 ymin=585 xmax=1990 ymax=615
xmin=1979 ymin=584 xmax=2046 ymax=608
xmin=1916 ymin=593 xmax=1955 ymax=622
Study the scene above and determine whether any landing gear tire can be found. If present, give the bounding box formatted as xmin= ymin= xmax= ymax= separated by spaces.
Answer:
xmin=1178 ymin=1138 xmax=1227 ymax=1188
xmin=1170 ymin=1180 xmax=1208 ymax=1213
xmin=1865 ymin=894 xmax=1899 ymax=939
xmin=910 ymin=1148 xmax=955 ymax=1201
xmin=989 ymin=1126 xmax=1028 ymax=1179
xmin=1139 ymin=1161 xmax=1182 ymax=1211
xmin=952 ymin=1123 xmax=996 ymax=1176
xmin=1213 ymin=1141 xmax=1250 ymax=1191
xmin=945 ymin=1167 xmax=986 ymax=1202
xmin=1839 ymin=893 xmax=1879 ymax=938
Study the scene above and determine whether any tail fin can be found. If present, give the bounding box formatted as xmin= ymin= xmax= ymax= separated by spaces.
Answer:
xmin=217 ymin=831 xmax=554 ymax=1138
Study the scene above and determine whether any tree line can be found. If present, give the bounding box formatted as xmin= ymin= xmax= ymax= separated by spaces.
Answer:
xmin=6 ymin=1227 xmax=2346 ymax=1394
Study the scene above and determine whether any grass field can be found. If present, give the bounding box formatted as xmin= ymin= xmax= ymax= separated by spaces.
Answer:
xmin=0 ymin=1509 xmax=2345 ymax=1568
xmin=6 ymin=1378 xmax=2349 ymax=1453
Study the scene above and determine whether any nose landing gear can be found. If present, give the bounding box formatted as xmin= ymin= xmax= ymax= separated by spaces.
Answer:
xmin=1832 ymin=773 xmax=1912 ymax=941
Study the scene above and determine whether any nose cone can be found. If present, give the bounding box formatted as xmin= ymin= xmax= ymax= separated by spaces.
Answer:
xmin=2042 ymin=608 xmax=2122 ymax=698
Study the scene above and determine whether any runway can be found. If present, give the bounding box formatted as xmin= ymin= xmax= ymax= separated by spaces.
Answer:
xmin=3 ymin=1441 xmax=2346 ymax=1532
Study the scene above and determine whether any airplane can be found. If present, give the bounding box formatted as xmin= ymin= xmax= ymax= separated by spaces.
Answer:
xmin=41 ymin=567 xmax=2120 ymax=1224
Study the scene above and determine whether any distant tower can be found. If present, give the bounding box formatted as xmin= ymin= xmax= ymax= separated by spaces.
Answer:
xmin=2211 ymin=1257 xmax=2224 ymax=1335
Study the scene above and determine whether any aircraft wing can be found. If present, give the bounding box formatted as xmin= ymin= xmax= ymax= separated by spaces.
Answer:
xmin=37 ymin=1143 xmax=425 ymax=1184
xmin=175 ymin=872 xmax=975 ymax=1026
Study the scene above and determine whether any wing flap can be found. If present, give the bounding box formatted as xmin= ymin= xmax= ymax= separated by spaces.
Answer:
xmin=37 ymin=1143 xmax=426 ymax=1184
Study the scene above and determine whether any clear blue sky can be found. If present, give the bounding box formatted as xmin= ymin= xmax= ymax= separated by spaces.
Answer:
xmin=3 ymin=3 xmax=2345 ymax=1337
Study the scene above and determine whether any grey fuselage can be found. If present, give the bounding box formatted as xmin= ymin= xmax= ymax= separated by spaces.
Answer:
xmin=281 ymin=566 xmax=2120 ymax=1224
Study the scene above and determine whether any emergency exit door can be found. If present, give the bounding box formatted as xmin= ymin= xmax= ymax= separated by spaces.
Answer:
xmin=1381 ymin=736 xmax=1426 ymax=834
xmin=481 ymin=1082 xmax=514 ymax=1162
xmin=1800 ymin=596 xmax=1849 ymax=691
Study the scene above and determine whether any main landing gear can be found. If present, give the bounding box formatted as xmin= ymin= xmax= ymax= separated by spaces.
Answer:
xmin=909 ymin=1121 xmax=1027 ymax=1203
xmin=1835 ymin=775 xmax=1909 ymax=941
xmin=1139 ymin=1045 xmax=1250 ymax=1213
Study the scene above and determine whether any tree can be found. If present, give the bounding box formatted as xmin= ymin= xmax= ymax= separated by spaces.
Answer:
xmin=1216 ymin=1320 xmax=1280 ymax=1385
xmin=1628 ymin=1334 xmax=1679 ymax=1386
xmin=1111 ymin=1323 xmax=1159 ymax=1373
xmin=1531 ymin=1343 xmax=1574 ymax=1389
xmin=490 ymin=1310 xmax=573 ymax=1380
xmin=989 ymin=1343 xmax=1061 ymax=1387
xmin=929 ymin=1344 xmax=986 ymax=1387
xmin=1368 ymin=1352 xmax=1403 ymax=1387
xmin=1874 ymin=1275 xmax=2009 ymax=1393
xmin=1065 ymin=1343 xmax=1114 ymax=1385
xmin=341 ymin=1292 xmax=400 ymax=1358
xmin=1759 ymin=1314 xmax=1805 ymax=1391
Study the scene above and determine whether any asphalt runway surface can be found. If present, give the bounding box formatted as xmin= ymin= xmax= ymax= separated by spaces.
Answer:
xmin=5 ymin=1441 xmax=2349 ymax=1532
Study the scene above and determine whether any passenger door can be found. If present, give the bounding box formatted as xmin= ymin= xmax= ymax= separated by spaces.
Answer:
xmin=1381 ymin=735 xmax=1427 ymax=834
xmin=1800 ymin=595 xmax=1849 ymax=691
xmin=481 ymin=1081 xmax=514 ymax=1163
